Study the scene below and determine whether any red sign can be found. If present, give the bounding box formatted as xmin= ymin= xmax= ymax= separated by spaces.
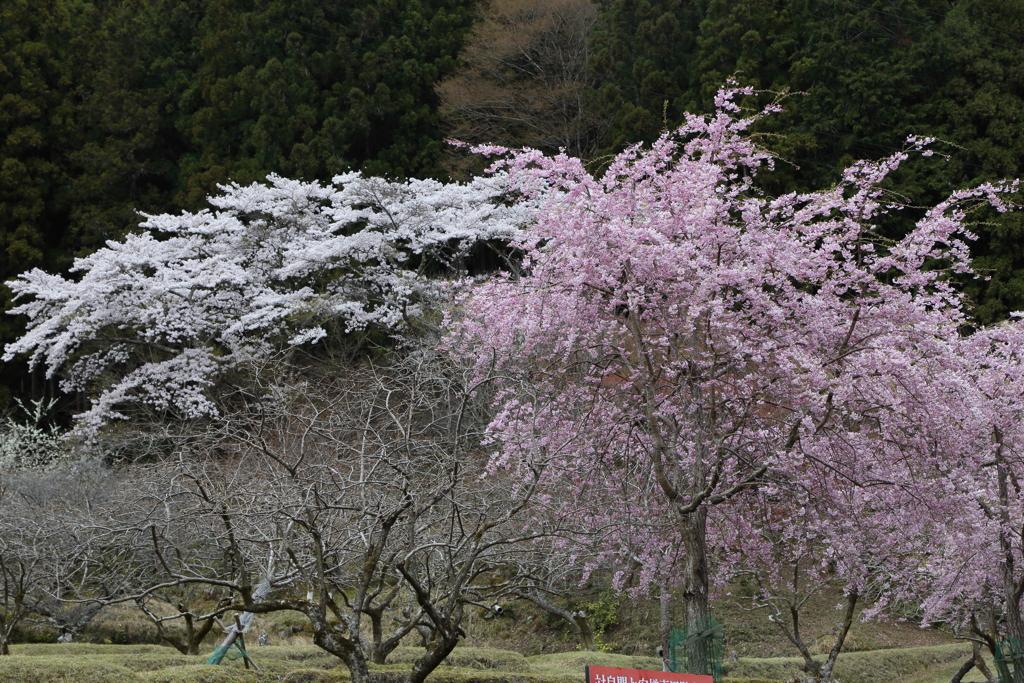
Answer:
xmin=585 ymin=665 xmax=713 ymax=683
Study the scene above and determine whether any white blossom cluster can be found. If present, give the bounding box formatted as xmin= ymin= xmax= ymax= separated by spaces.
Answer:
xmin=0 ymin=399 xmax=68 ymax=470
xmin=4 ymin=172 xmax=531 ymax=436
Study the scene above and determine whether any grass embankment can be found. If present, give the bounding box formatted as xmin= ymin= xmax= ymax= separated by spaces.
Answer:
xmin=0 ymin=642 xmax=985 ymax=683
xmin=723 ymin=643 xmax=975 ymax=683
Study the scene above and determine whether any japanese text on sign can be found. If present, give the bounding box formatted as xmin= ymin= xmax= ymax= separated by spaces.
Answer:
xmin=585 ymin=665 xmax=713 ymax=683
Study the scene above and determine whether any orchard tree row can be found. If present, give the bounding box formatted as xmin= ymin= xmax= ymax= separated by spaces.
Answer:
xmin=2 ymin=87 xmax=1024 ymax=683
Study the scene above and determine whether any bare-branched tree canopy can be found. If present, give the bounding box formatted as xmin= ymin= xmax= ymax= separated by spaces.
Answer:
xmin=437 ymin=0 xmax=610 ymax=165
xmin=0 ymin=462 xmax=129 ymax=654
xmin=99 ymin=349 xmax=562 ymax=683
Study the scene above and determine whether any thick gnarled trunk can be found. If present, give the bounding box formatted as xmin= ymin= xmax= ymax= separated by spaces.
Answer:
xmin=679 ymin=509 xmax=710 ymax=626
xmin=315 ymin=630 xmax=371 ymax=683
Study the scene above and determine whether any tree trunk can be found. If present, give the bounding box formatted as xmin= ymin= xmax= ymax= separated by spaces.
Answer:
xmin=677 ymin=508 xmax=711 ymax=676
xmin=147 ymin=606 xmax=215 ymax=656
xmin=818 ymin=591 xmax=858 ymax=683
xmin=573 ymin=611 xmax=597 ymax=652
xmin=679 ymin=508 xmax=710 ymax=625
xmin=316 ymin=630 xmax=371 ymax=683
xmin=185 ymin=616 xmax=215 ymax=656
xmin=951 ymin=656 xmax=976 ymax=683
xmin=367 ymin=608 xmax=387 ymax=664
xmin=410 ymin=634 xmax=460 ymax=683
xmin=972 ymin=613 xmax=1003 ymax=683
xmin=974 ymin=640 xmax=998 ymax=683
xmin=997 ymin=448 xmax=1024 ymax=683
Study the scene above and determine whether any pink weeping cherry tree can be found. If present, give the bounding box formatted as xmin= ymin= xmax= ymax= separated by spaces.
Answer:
xmin=909 ymin=324 xmax=1024 ymax=683
xmin=444 ymin=83 xmax=1021 ymax=657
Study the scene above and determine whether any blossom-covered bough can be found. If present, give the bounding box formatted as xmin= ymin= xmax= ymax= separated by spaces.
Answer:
xmin=909 ymin=323 xmax=1024 ymax=683
xmin=4 ymin=172 xmax=532 ymax=438
xmin=445 ymin=84 xmax=1024 ymax=681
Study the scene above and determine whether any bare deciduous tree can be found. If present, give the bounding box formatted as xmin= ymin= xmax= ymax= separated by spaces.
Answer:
xmin=132 ymin=589 xmax=225 ymax=655
xmin=0 ymin=462 xmax=125 ymax=653
xmin=437 ymin=0 xmax=610 ymax=167
xmin=102 ymin=349 xmax=549 ymax=682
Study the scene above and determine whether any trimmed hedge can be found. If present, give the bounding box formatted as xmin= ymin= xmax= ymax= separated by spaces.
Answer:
xmin=140 ymin=665 xmax=258 ymax=683
xmin=0 ymin=656 xmax=142 ymax=683
xmin=527 ymin=652 xmax=664 ymax=676
xmin=721 ymin=643 xmax=972 ymax=683
xmin=282 ymin=671 xmax=349 ymax=683
xmin=388 ymin=648 xmax=531 ymax=672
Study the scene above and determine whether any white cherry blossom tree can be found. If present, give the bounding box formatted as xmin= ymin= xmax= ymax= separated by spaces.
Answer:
xmin=4 ymin=172 xmax=532 ymax=438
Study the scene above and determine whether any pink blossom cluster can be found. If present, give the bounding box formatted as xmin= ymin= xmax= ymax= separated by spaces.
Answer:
xmin=446 ymin=83 xmax=1024 ymax=637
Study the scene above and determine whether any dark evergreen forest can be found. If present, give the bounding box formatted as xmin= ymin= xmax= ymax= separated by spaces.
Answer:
xmin=3 ymin=0 xmax=1024 ymax=407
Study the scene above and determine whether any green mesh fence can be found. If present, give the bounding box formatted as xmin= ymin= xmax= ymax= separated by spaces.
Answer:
xmin=225 ymin=645 xmax=250 ymax=661
xmin=995 ymin=639 xmax=1024 ymax=683
xmin=205 ymin=640 xmax=250 ymax=666
xmin=668 ymin=616 xmax=724 ymax=683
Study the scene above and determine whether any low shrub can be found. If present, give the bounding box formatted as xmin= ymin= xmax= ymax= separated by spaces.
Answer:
xmin=405 ymin=670 xmax=566 ymax=683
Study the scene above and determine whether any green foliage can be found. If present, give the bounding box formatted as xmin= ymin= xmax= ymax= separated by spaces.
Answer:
xmin=589 ymin=0 xmax=699 ymax=155
xmin=587 ymin=0 xmax=1024 ymax=320
xmin=929 ymin=0 xmax=1024 ymax=322
xmin=175 ymin=0 xmax=476 ymax=206
xmin=582 ymin=591 xmax=619 ymax=636
xmin=62 ymin=0 xmax=193 ymax=247
xmin=0 ymin=0 xmax=79 ymax=408
xmin=0 ymin=0 xmax=75 ymax=271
